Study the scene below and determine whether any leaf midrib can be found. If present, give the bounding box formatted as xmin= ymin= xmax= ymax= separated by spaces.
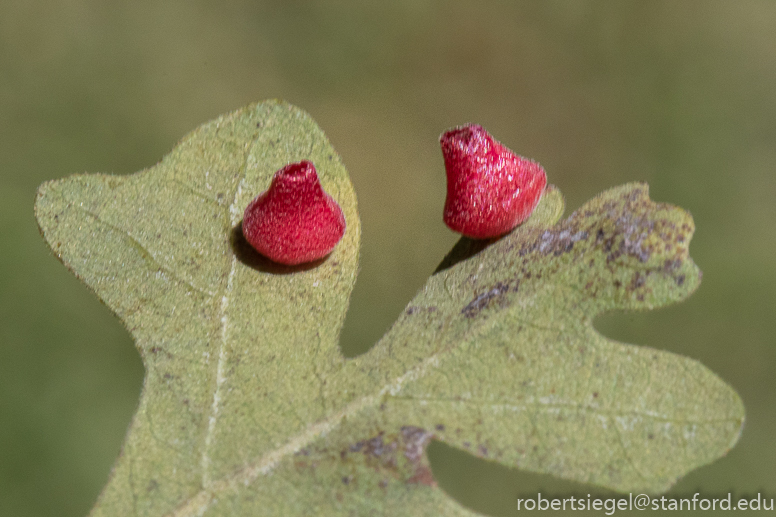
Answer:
xmin=168 ymin=350 xmax=445 ymax=516
xmin=200 ymin=135 xmax=254 ymax=490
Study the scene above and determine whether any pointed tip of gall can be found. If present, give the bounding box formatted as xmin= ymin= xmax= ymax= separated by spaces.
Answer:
xmin=242 ymin=161 xmax=346 ymax=266
xmin=440 ymin=123 xmax=546 ymax=239
xmin=439 ymin=123 xmax=490 ymax=154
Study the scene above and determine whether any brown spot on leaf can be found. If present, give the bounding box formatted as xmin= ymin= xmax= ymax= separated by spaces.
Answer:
xmin=405 ymin=305 xmax=438 ymax=316
xmin=462 ymin=280 xmax=518 ymax=318
xmin=337 ymin=427 xmax=436 ymax=488
xmin=663 ymin=259 xmax=682 ymax=272
xmin=407 ymin=465 xmax=436 ymax=487
xmin=537 ymin=228 xmax=589 ymax=256
xmin=365 ymin=435 xmax=388 ymax=457
xmin=401 ymin=426 xmax=432 ymax=463
xmin=630 ymin=271 xmax=646 ymax=290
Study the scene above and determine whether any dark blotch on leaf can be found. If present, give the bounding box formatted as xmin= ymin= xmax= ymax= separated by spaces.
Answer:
xmin=537 ymin=228 xmax=589 ymax=256
xmin=405 ymin=306 xmax=439 ymax=316
xmin=462 ymin=281 xmax=518 ymax=318
xmin=407 ymin=466 xmax=436 ymax=487
xmin=630 ymin=271 xmax=646 ymax=291
xmin=365 ymin=435 xmax=386 ymax=457
xmin=401 ymin=426 xmax=431 ymax=462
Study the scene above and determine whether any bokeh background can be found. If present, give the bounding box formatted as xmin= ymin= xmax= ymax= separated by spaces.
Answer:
xmin=1 ymin=1 xmax=774 ymax=515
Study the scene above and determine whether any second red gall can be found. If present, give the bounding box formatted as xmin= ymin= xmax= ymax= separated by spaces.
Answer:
xmin=440 ymin=124 xmax=547 ymax=239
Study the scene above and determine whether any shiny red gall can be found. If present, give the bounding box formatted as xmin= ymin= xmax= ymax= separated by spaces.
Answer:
xmin=440 ymin=124 xmax=546 ymax=239
xmin=242 ymin=160 xmax=345 ymax=265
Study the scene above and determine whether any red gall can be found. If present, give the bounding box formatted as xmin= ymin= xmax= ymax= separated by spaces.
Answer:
xmin=440 ymin=124 xmax=547 ymax=239
xmin=242 ymin=160 xmax=346 ymax=266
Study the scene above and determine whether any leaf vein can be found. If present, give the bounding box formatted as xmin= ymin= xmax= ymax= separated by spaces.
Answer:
xmin=167 ymin=177 xmax=227 ymax=207
xmin=168 ymin=352 xmax=445 ymax=516
xmin=390 ymin=396 xmax=740 ymax=425
xmin=200 ymin=131 xmax=256 ymax=490
xmin=71 ymin=203 xmax=216 ymax=297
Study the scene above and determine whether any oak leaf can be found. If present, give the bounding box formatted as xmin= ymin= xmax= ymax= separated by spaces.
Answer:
xmin=35 ymin=101 xmax=743 ymax=516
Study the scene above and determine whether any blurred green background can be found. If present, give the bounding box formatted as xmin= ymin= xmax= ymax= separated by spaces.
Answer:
xmin=1 ymin=1 xmax=774 ymax=515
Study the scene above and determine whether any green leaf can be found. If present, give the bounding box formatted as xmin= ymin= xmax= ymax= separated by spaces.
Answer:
xmin=35 ymin=101 xmax=743 ymax=516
